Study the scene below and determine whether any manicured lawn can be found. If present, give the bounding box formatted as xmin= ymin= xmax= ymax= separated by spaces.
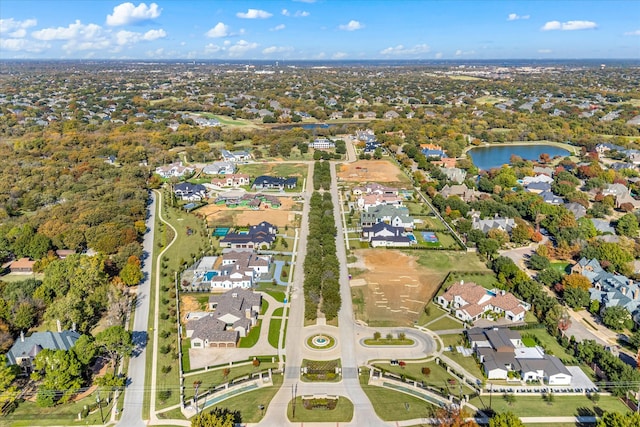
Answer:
xmin=417 ymin=303 xmax=448 ymax=326
xmin=360 ymin=373 xmax=440 ymax=421
xmin=439 ymin=334 xmax=485 ymax=379
xmin=427 ymin=316 xmax=463 ymax=331
xmin=520 ymin=329 xmax=576 ymax=363
xmin=183 ymin=362 xmax=279 ymax=401
xmin=272 ymin=307 xmax=284 ymax=316
xmin=268 ymin=318 xmax=282 ymax=349
xmin=522 ymin=337 xmax=537 ymax=347
xmin=260 ymin=299 xmax=269 ymax=315
xmin=206 ymin=375 xmax=283 ymax=423
xmin=470 ymin=394 xmax=628 ymax=417
xmin=373 ymin=360 xmax=472 ymax=392
xmin=364 ymin=338 xmax=415 ymax=346
xmin=238 ymin=319 xmax=262 ymax=348
xmin=444 ymin=272 xmax=497 ymax=290
xmin=238 ymin=163 xmax=308 ymax=180
xmin=4 ymin=390 xmax=115 ymax=426
xmin=287 ymin=396 xmax=353 ymax=422
xmin=411 ymin=251 xmax=490 ymax=274
xmin=550 ymin=261 xmax=570 ymax=273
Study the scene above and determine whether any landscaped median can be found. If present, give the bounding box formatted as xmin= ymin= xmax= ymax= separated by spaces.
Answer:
xmin=364 ymin=331 xmax=414 ymax=346
xmin=287 ymin=395 xmax=354 ymax=423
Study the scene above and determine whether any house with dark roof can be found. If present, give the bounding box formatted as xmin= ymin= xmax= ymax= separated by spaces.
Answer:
xmin=467 ymin=328 xmax=572 ymax=385
xmin=220 ymin=221 xmax=277 ymax=250
xmin=252 ymin=176 xmax=297 ymax=190
xmin=361 ymin=222 xmax=415 ymax=248
xmin=471 ymin=213 xmax=515 ymax=234
xmin=540 ymin=190 xmax=564 ymax=205
xmin=440 ymin=184 xmax=480 ymax=202
xmin=565 ymin=202 xmax=587 ymax=220
xmin=174 ymin=182 xmax=208 ymax=201
xmin=6 ymin=330 xmax=81 ymax=372
xmin=220 ymin=149 xmax=251 ymax=162
xmin=360 ymin=205 xmax=414 ymax=229
xmin=185 ymin=288 xmax=261 ymax=348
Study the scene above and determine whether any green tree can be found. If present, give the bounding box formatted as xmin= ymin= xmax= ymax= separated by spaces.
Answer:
xmin=489 ymin=412 xmax=524 ymax=427
xmin=191 ymin=407 xmax=241 ymax=427
xmin=478 ymin=238 xmax=499 ymax=260
xmin=13 ymin=301 xmax=36 ymax=330
xmin=31 ymin=349 xmax=83 ymax=405
xmin=563 ymin=287 xmax=590 ymax=309
xmin=528 ymin=253 xmax=550 ymax=271
xmin=119 ymin=255 xmax=143 ymax=286
xmin=95 ymin=326 xmax=133 ymax=372
xmin=537 ymin=268 xmax=564 ymax=287
xmin=71 ymin=334 xmax=97 ymax=366
xmin=616 ymin=213 xmax=639 ymax=237
xmin=602 ymin=306 xmax=630 ymax=331
xmin=596 ymin=411 xmax=640 ymax=427
xmin=0 ymin=355 xmax=19 ymax=407
xmin=561 ymin=273 xmax=592 ymax=291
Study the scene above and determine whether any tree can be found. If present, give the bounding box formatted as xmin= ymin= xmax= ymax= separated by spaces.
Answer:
xmin=0 ymin=355 xmax=19 ymax=407
xmin=432 ymin=405 xmax=478 ymax=427
xmin=602 ymin=306 xmax=631 ymax=331
xmin=489 ymin=412 xmax=524 ymax=427
xmin=31 ymin=349 xmax=84 ymax=405
xmin=563 ymin=287 xmax=590 ymax=309
xmin=616 ymin=213 xmax=639 ymax=237
xmin=119 ymin=255 xmax=143 ymax=286
xmin=95 ymin=326 xmax=133 ymax=372
xmin=503 ymin=393 xmax=516 ymax=406
xmin=478 ymin=238 xmax=499 ymax=260
xmin=629 ymin=330 xmax=640 ymax=350
xmin=528 ymin=253 xmax=550 ymax=271
xmin=596 ymin=411 xmax=640 ymax=427
xmin=537 ymin=268 xmax=563 ymax=287
xmin=191 ymin=407 xmax=241 ymax=427
xmin=561 ymin=273 xmax=592 ymax=291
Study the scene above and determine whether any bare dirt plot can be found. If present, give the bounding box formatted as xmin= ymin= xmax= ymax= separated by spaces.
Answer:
xmin=350 ymin=249 xmax=445 ymax=326
xmin=180 ymin=294 xmax=205 ymax=323
xmin=338 ymin=160 xmax=411 ymax=185
xmin=196 ymin=197 xmax=299 ymax=227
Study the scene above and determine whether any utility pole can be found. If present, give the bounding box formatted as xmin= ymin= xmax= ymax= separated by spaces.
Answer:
xmin=96 ymin=390 xmax=104 ymax=424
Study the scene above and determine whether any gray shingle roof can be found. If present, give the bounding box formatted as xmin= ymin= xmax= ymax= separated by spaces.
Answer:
xmin=6 ymin=330 xmax=81 ymax=365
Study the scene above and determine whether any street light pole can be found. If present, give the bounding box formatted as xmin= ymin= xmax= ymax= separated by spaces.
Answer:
xmin=96 ymin=391 xmax=104 ymax=424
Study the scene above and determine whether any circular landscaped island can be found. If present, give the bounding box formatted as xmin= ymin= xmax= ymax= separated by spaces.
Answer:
xmin=306 ymin=334 xmax=337 ymax=350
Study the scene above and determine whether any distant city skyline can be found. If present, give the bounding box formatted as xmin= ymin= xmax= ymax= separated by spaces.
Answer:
xmin=1 ymin=0 xmax=638 ymax=60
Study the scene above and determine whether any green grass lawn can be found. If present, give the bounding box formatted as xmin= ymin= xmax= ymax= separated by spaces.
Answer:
xmin=520 ymin=329 xmax=576 ymax=363
xmin=417 ymin=303 xmax=448 ymax=326
xmin=238 ymin=163 xmax=308 ymax=180
xmin=260 ymin=300 xmax=270 ymax=315
xmin=272 ymin=307 xmax=284 ymax=317
xmin=268 ymin=318 xmax=282 ymax=349
xmin=183 ymin=362 xmax=279 ymax=401
xmin=287 ymin=396 xmax=354 ymax=422
xmin=522 ymin=337 xmax=537 ymax=347
xmin=427 ymin=316 xmax=463 ymax=331
xmin=360 ymin=373 xmax=440 ymax=421
xmin=364 ymin=338 xmax=415 ymax=345
xmin=411 ymin=251 xmax=490 ymax=274
xmin=238 ymin=319 xmax=262 ymax=348
xmin=254 ymin=285 xmax=285 ymax=302
xmin=470 ymin=394 xmax=628 ymax=417
xmin=444 ymin=272 xmax=497 ymax=290
xmin=550 ymin=261 xmax=570 ymax=273
xmin=4 ymin=390 xmax=115 ymax=426
xmin=373 ymin=360 xmax=472 ymax=392
xmin=203 ymin=375 xmax=283 ymax=423
xmin=439 ymin=334 xmax=485 ymax=379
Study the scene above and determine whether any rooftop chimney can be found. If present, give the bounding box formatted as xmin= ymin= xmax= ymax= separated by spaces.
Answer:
xmin=20 ymin=331 xmax=24 ymax=342
xmin=56 ymin=319 xmax=62 ymax=333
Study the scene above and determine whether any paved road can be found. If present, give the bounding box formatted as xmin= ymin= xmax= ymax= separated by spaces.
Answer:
xmin=116 ymin=192 xmax=156 ymax=427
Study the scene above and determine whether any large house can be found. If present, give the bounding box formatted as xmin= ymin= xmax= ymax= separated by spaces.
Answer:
xmin=602 ymin=183 xmax=640 ymax=209
xmin=202 ymin=161 xmax=236 ymax=175
xmin=6 ymin=330 xmax=81 ymax=372
xmin=440 ymin=167 xmax=467 ymax=184
xmin=421 ymin=143 xmax=447 ymax=159
xmin=467 ymin=328 xmax=573 ymax=385
xmin=220 ymin=221 xmax=278 ymax=250
xmin=360 ymin=205 xmax=414 ymax=229
xmin=252 ymin=176 xmax=298 ymax=190
xmin=174 ymin=182 xmax=208 ymax=201
xmin=155 ymin=162 xmax=194 ymax=179
xmin=208 ymin=251 xmax=271 ymax=290
xmin=9 ymin=258 xmax=35 ymax=274
xmin=220 ymin=149 xmax=251 ymax=163
xmin=356 ymin=193 xmax=404 ymax=211
xmin=352 ymin=183 xmax=398 ymax=197
xmin=440 ymin=184 xmax=480 ymax=202
xmin=309 ymin=138 xmax=335 ymax=149
xmin=362 ymin=222 xmax=415 ymax=247
xmin=210 ymin=174 xmax=251 ymax=188
xmin=573 ymin=257 xmax=640 ymax=323
xmin=437 ymin=281 xmax=529 ymax=323
xmin=186 ymin=288 xmax=262 ymax=348
xmin=471 ymin=213 xmax=516 ymax=234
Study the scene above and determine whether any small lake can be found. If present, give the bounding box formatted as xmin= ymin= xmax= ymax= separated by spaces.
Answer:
xmin=467 ymin=144 xmax=570 ymax=170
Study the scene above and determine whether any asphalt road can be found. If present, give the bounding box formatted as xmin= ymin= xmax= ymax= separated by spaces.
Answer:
xmin=116 ymin=192 xmax=156 ymax=427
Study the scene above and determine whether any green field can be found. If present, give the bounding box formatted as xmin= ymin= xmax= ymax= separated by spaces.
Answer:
xmin=470 ymin=394 xmax=628 ymax=417
xmin=287 ymin=396 xmax=354 ymax=422
xmin=443 ymin=272 xmax=497 ymax=290
xmin=360 ymin=373 xmax=440 ymax=421
xmin=268 ymin=318 xmax=282 ymax=349
xmin=519 ymin=328 xmax=576 ymax=363
xmin=426 ymin=316 xmax=463 ymax=331
xmin=475 ymin=96 xmax=510 ymax=105
xmin=238 ymin=319 xmax=262 ymax=348
xmin=411 ymin=250 xmax=490 ymax=274
xmin=373 ymin=360 xmax=473 ymax=392
xmin=439 ymin=334 xmax=485 ymax=379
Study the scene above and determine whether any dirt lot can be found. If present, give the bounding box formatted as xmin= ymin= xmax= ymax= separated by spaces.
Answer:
xmin=196 ymin=196 xmax=299 ymax=227
xmin=350 ymin=249 xmax=445 ymax=326
xmin=180 ymin=294 xmax=206 ymax=323
xmin=338 ymin=160 xmax=411 ymax=185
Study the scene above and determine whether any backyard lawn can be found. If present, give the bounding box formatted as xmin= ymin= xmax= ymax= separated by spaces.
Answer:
xmin=238 ymin=319 xmax=262 ymax=348
xmin=520 ymin=329 xmax=576 ymax=363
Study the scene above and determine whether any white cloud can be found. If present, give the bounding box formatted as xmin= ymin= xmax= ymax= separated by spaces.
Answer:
xmin=455 ymin=49 xmax=475 ymax=56
xmin=32 ymin=20 xmax=103 ymax=41
xmin=63 ymin=38 xmax=110 ymax=52
xmin=271 ymin=24 xmax=286 ymax=31
xmin=339 ymin=20 xmax=363 ymax=31
xmin=236 ymin=9 xmax=272 ymax=19
xmin=434 ymin=52 xmax=443 ymax=59
xmin=0 ymin=18 xmax=37 ymax=35
xmin=282 ymin=9 xmax=290 ymax=16
xmin=538 ymin=49 xmax=552 ymax=53
xmin=507 ymin=13 xmax=530 ymax=21
xmin=228 ymin=40 xmax=258 ymax=56
xmin=0 ymin=38 xmax=48 ymax=52
xmin=295 ymin=11 xmax=310 ymax=17
xmin=206 ymin=22 xmax=229 ymax=38
xmin=262 ymin=45 xmax=293 ymax=54
xmin=541 ymin=20 xmax=597 ymax=31
xmin=332 ymin=52 xmax=347 ymax=59
xmin=204 ymin=43 xmax=221 ymax=53
xmin=624 ymin=29 xmax=640 ymax=36
xmin=143 ymin=29 xmax=166 ymax=41
xmin=380 ymin=43 xmax=430 ymax=56
xmin=106 ymin=2 xmax=161 ymax=26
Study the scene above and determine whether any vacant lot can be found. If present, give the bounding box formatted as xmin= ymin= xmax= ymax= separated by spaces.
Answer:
xmin=351 ymin=250 xmax=491 ymax=326
xmin=238 ymin=162 xmax=308 ymax=180
xmin=197 ymin=196 xmax=300 ymax=227
xmin=338 ymin=160 xmax=411 ymax=186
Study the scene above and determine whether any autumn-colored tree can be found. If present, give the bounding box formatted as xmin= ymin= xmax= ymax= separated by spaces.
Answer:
xmin=433 ymin=405 xmax=478 ymax=427
xmin=120 ymin=255 xmax=143 ymax=286
xmin=561 ymin=273 xmax=592 ymax=291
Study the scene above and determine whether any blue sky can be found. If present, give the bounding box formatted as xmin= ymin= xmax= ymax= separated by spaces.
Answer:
xmin=1 ymin=1 xmax=638 ymax=60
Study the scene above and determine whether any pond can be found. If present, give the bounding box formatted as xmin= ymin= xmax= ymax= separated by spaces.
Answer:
xmin=467 ymin=144 xmax=570 ymax=170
